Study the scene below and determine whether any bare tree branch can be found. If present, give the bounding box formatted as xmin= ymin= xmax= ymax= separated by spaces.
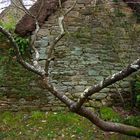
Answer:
xmin=30 ymin=20 xmax=43 ymax=70
xmin=75 ymin=59 xmax=140 ymax=110
xmin=77 ymin=107 xmax=140 ymax=138
xmin=11 ymin=0 xmax=45 ymax=74
xmin=11 ymin=0 xmax=35 ymax=18
xmin=41 ymin=76 xmax=140 ymax=138
xmin=0 ymin=26 xmax=45 ymax=76
xmin=45 ymin=15 xmax=65 ymax=75
xmin=58 ymin=0 xmax=62 ymax=8
xmin=45 ymin=0 xmax=77 ymax=75
xmin=1 ymin=20 xmax=140 ymax=139
xmin=64 ymin=0 xmax=77 ymax=16
xmin=1 ymin=0 xmax=140 ymax=138
xmin=36 ymin=0 xmax=44 ymax=18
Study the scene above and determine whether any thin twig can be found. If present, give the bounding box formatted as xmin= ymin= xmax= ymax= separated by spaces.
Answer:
xmin=45 ymin=15 xmax=65 ymax=75
xmin=59 ymin=0 xmax=62 ymax=9
xmin=45 ymin=0 xmax=77 ymax=75
xmin=12 ymin=0 xmax=45 ymax=72
xmin=36 ymin=0 xmax=44 ymax=18
xmin=64 ymin=0 xmax=77 ymax=16
xmin=0 ymin=26 xmax=45 ymax=76
xmin=11 ymin=0 xmax=35 ymax=18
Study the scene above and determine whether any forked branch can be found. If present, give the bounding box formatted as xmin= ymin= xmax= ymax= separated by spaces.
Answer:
xmin=1 ymin=0 xmax=140 ymax=138
xmin=75 ymin=59 xmax=140 ymax=110
xmin=1 ymin=22 xmax=140 ymax=139
xmin=45 ymin=0 xmax=77 ymax=75
xmin=0 ymin=26 xmax=45 ymax=76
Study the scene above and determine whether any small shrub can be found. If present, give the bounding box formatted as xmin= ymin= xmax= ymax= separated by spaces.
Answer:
xmin=9 ymin=35 xmax=29 ymax=55
xmin=0 ymin=19 xmax=29 ymax=55
xmin=14 ymin=35 xmax=29 ymax=55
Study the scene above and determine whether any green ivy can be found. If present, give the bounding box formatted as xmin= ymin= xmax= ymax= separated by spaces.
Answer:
xmin=0 ymin=16 xmax=29 ymax=54
xmin=9 ymin=35 xmax=29 ymax=55
xmin=15 ymin=35 xmax=29 ymax=55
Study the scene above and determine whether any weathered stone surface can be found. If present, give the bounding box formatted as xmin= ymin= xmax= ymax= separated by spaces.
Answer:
xmin=88 ymin=69 xmax=98 ymax=76
xmin=91 ymin=93 xmax=107 ymax=100
xmin=35 ymin=36 xmax=49 ymax=48
xmin=1 ymin=1 xmax=140 ymax=111
xmin=19 ymin=98 xmax=26 ymax=104
xmin=89 ymin=100 xmax=102 ymax=108
xmin=73 ymin=92 xmax=82 ymax=98
xmin=75 ymin=86 xmax=85 ymax=92
xmin=15 ymin=0 xmax=67 ymax=36
xmin=77 ymin=0 xmax=91 ymax=4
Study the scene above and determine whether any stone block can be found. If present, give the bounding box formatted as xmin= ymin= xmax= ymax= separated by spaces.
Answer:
xmin=77 ymin=0 xmax=91 ymax=4
xmin=75 ymin=86 xmax=85 ymax=92
xmin=91 ymin=93 xmax=107 ymax=100
xmin=88 ymin=69 xmax=98 ymax=76
xmin=89 ymin=100 xmax=102 ymax=108
xmin=79 ymin=81 xmax=88 ymax=85
xmin=73 ymin=92 xmax=83 ymax=98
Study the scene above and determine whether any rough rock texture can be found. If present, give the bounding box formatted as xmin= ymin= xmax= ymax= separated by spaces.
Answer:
xmin=0 ymin=1 xmax=25 ymax=24
xmin=33 ymin=0 xmax=140 ymax=108
xmin=14 ymin=0 xmax=67 ymax=36
xmin=1 ymin=0 xmax=140 ymax=111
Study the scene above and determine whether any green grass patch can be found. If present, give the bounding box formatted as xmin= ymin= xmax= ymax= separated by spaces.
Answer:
xmin=123 ymin=116 xmax=140 ymax=127
xmin=99 ymin=107 xmax=140 ymax=128
xmin=0 ymin=111 xmax=139 ymax=139
xmin=0 ymin=111 xmax=94 ymax=139
xmin=99 ymin=107 xmax=121 ymax=122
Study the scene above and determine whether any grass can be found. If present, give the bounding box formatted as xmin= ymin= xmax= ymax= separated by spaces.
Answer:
xmin=123 ymin=116 xmax=140 ymax=127
xmin=99 ymin=106 xmax=121 ymax=122
xmin=0 ymin=110 xmax=139 ymax=140
xmin=0 ymin=111 xmax=94 ymax=139
xmin=99 ymin=106 xmax=140 ymax=128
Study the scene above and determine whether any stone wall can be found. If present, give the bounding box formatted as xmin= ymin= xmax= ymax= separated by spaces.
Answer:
xmin=35 ymin=0 xmax=140 ymax=103
xmin=0 ymin=0 xmax=140 ymax=111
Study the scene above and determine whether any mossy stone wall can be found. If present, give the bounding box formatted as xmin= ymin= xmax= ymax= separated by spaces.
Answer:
xmin=0 ymin=0 xmax=140 ymax=111
xmin=35 ymin=1 xmax=140 ymax=107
